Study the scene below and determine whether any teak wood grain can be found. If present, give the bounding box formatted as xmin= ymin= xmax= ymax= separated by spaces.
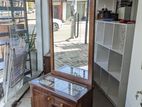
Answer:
xmin=31 ymin=0 xmax=96 ymax=107
xmin=49 ymin=0 xmax=96 ymax=87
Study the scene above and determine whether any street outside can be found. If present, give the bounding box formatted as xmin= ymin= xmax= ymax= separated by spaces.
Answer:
xmin=0 ymin=10 xmax=91 ymax=77
xmin=54 ymin=21 xmax=89 ymax=70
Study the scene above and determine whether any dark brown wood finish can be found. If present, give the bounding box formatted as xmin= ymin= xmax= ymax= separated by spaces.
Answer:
xmin=48 ymin=0 xmax=54 ymax=71
xmin=31 ymin=74 xmax=93 ymax=107
xmin=49 ymin=0 xmax=96 ymax=87
xmin=88 ymin=0 xmax=96 ymax=86
xmin=43 ymin=53 xmax=51 ymax=74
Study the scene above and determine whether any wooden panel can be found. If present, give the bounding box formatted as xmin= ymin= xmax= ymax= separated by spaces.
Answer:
xmin=49 ymin=0 xmax=96 ymax=87
xmin=30 ymin=74 xmax=93 ymax=107
xmin=53 ymin=97 xmax=74 ymax=107
xmin=43 ymin=54 xmax=51 ymax=74
xmin=32 ymin=89 xmax=53 ymax=107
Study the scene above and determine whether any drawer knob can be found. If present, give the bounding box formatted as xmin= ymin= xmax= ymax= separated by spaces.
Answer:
xmin=60 ymin=103 xmax=63 ymax=107
xmin=47 ymin=97 xmax=51 ymax=101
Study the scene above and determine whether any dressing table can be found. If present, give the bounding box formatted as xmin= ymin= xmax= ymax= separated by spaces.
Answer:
xmin=30 ymin=0 xmax=96 ymax=107
xmin=31 ymin=74 xmax=92 ymax=107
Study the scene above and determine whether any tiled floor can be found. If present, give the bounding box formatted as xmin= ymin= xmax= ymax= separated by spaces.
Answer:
xmin=54 ymin=40 xmax=88 ymax=69
xmin=16 ymin=90 xmax=31 ymax=107
xmin=16 ymin=85 xmax=114 ymax=107
xmin=93 ymin=86 xmax=114 ymax=107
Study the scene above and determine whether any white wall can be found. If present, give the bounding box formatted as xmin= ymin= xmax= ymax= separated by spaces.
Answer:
xmin=35 ymin=0 xmax=43 ymax=71
xmin=41 ymin=0 xmax=50 ymax=55
xmin=125 ymin=0 xmax=142 ymax=107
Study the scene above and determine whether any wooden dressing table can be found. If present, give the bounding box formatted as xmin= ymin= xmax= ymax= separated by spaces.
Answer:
xmin=31 ymin=73 xmax=92 ymax=107
xmin=30 ymin=0 xmax=96 ymax=107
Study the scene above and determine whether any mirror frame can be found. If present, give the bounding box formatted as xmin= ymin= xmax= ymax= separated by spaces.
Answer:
xmin=48 ymin=0 xmax=96 ymax=86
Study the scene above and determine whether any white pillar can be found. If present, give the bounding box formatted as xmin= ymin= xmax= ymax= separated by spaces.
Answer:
xmin=62 ymin=2 xmax=67 ymax=21
xmin=35 ymin=0 xmax=50 ymax=71
xmin=35 ymin=0 xmax=43 ymax=71
xmin=41 ymin=0 xmax=50 ymax=55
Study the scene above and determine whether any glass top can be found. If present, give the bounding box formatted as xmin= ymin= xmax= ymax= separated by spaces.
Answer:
xmin=39 ymin=75 xmax=88 ymax=98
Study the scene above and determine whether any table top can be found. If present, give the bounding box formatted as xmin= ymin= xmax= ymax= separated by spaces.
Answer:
xmin=31 ymin=73 xmax=91 ymax=102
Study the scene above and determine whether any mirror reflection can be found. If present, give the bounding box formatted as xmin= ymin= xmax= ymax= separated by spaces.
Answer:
xmin=52 ymin=0 xmax=90 ymax=79
xmin=39 ymin=74 xmax=88 ymax=97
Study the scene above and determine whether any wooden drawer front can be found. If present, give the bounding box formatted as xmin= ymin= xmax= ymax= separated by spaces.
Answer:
xmin=53 ymin=97 xmax=74 ymax=107
xmin=32 ymin=89 xmax=53 ymax=107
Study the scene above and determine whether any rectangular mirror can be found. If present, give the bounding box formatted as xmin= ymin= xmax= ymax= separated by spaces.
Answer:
xmin=49 ymin=0 xmax=95 ymax=85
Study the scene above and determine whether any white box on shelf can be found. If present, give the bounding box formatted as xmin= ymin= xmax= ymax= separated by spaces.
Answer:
xmin=95 ymin=44 xmax=110 ymax=71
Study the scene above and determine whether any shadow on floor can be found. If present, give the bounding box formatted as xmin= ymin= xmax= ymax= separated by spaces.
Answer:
xmin=93 ymin=85 xmax=114 ymax=107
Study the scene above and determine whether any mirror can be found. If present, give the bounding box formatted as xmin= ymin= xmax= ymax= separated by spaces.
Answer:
xmin=49 ymin=0 xmax=95 ymax=84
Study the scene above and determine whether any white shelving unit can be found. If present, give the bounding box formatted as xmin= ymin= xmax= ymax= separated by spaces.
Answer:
xmin=94 ymin=20 xmax=135 ymax=107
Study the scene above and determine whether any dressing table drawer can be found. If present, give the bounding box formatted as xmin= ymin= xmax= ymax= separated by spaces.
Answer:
xmin=32 ymin=89 xmax=53 ymax=107
xmin=53 ymin=97 xmax=74 ymax=107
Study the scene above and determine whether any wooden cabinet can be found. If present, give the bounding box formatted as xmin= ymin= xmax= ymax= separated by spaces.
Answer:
xmin=52 ymin=97 xmax=73 ymax=107
xmin=30 ymin=74 xmax=92 ymax=107
xmin=32 ymin=89 xmax=53 ymax=107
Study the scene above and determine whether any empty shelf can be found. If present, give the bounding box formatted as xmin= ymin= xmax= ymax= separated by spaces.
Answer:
xmin=94 ymin=63 xmax=101 ymax=84
xmin=95 ymin=44 xmax=109 ymax=71
xmin=100 ymin=69 xmax=109 ymax=93
xmin=95 ymin=21 xmax=105 ymax=44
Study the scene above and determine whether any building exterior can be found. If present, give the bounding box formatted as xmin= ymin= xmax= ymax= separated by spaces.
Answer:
xmin=53 ymin=0 xmax=87 ymax=21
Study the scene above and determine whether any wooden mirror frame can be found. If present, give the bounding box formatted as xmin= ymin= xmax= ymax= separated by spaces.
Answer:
xmin=48 ymin=0 xmax=96 ymax=86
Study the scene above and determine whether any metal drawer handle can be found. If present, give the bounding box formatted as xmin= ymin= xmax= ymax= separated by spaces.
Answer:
xmin=60 ymin=103 xmax=63 ymax=107
xmin=47 ymin=97 xmax=51 ymax=101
